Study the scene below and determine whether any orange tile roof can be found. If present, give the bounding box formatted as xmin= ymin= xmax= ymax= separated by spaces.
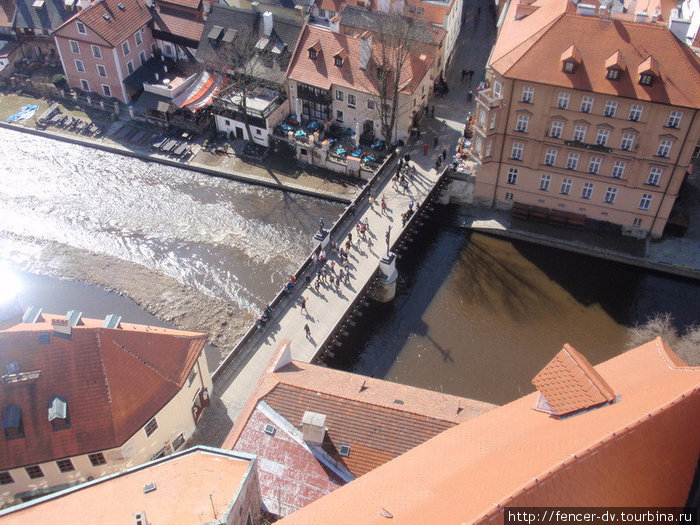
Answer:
xmin=56 ymin=0 xmax=152 ymax=47
xmin=280 ymin=338 xmax=700 ymax=524
xmin=287 ymin=24 xmax=433 ymax=95
xmin=152 ymin=8 xmax=205 ymax=42
xmin=491 ymin=0 xmax=700 ymax=108
xmin=0 ymin=314 xmax=207 ymax=470
xmin=224 ymin=340 xmax=496 ymax=477
xmin=0 ymin=447 xmax=254 ymax=524
xmin=158 ymin=0 xmax=201 ymax=10
xmin=532 ymin=344 xmax=616 ymax=417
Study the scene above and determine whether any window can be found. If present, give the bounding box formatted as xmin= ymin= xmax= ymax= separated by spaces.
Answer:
xmin=618 ymin=133 xmax=634 ymax=151
xmin=521 ymin=86 xmax=534 ymax=103
xmin=572 ymin=125 xmax=586 ymax=142
xmin=75 ymin=59 xmax=85 ymax=73
xmin=478 ymin=110 xmax=486 ymax=128
xmin=544 ymin=149 xmax=557 ymax=166
xmin=629 ymin=104 xmax=643 ymax=121
xmin=3 ymin=404 xmax=23 ymax=439
xmin=80 ymin=79 xmax=89 ymax=91
xmin=76 ymin=21 xmax=86 ymax=34
xmin=485 ymin=140 xmax=492 ymax=157
xmin=516 ymin=114 xmax=529 ymax=132
xmin=70 ymin=40 xmax=80 ymax=54
xmin=336 ymin=110 xmax=343 ymax=122
xmin=612 ymin=161 xmax=626 ymax=179
xmin=639 ymin=73 xmax=653 ymax=86
xmin=504 ymin=192 xmax=514 ymax=201
xmin=556 ymin=92 xmax=570 ymax=109
xmin=539 ymin=174 xmax=551 ymax=191
xmin=639 ymin=193 xmax=653 ymax=210
xmin=347 ymin=94 xmax=356 ymax=107
xmin=510 ymin=142 xmax=523 ymax=160
xmin=88 ymin=453 xmax=106 ymax=466
xmin=25 ymin=466 xmax=44 ymax=479
xmin=489 ymin=112 xmax=496 ymax=129
xmin=173 ymin=433 xmax=186 ymax=450
xmin=135 ymin=31 xmax=142 ymax=46
xmin=604 ymin=100 xmax=617 ymax=117
xmin=102 ymin=85 xmax=111 ymax=97
xmin=493 ymin=81 xmax=502 ymax=99
xmin=164 ymin=43 xmax=174 ymax=56
xmin=122 ymin=41 xmax=130 ymax=56
xmin=588 ymin=156 xmax=601 ymax=174
xmin=339 ymin=444 xmax=351 ymax=457
xmin=139 ymin=50 xmax=146 ymax=65
xmin=667 ymin=111 xmax=682 ymax=129
xmin=607 ymin=68 xmax=620 ymax=81
xmin=580 ymin=96 xmax=593 ymax=113
xmin=127 ymin=60 xmax=136 ymax=75
xmin=334 ymin=55 xmax=343 ymax=67
xmin=595 ymin=129 xmax=610 ymax=146
xmin=656 ymin=140 xmax=672 ymax=157
xmin=335 ymin=90 xmax=343 ymax=101
xmin=255 ymin=129 xmax=261 ymax=136
xmin=581 ymin=182 xmax=594 ymax=200
xmin=91 ymin=45 xmax=102 ymax=59
xmin=549 ymin=121 xmax=563 ymax=138
xmin=474 ymin=136 xmax=483 ymax=156
xmin=0 ymin=472 xmax=13 ymax=485
xmin=566 ymin=152 xmax=579 ymax=170
xmin=144 ymin=417 xmax=158 ymax=437
xmin=563 ymin=61 xmax=575 ymax=73
xmin=507 ymin=168 xmax=518 ymax=185
xmin=188 ymin=367 xmax=197 ymax=386
xmin=604 ymin=187 xmax=617 ymax=204
xmin=560 ymin=178 xmax=572 ymax=195
xmin=367 ymin=99 xmax=375 ymax=110
xmin=633 ymin=218 xmax=643 ymax=227
xmin=56 ymin=459 xmax=75 ymax=473
xmin=647 ymin=167 xmax=662 ymax=186
xmin=97 ymin=64 xmax=107 ymax=77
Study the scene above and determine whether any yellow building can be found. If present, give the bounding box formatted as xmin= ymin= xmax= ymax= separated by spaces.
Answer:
xmin=472 ymin=0 xmax=700 ymax=238
xmin=0 ymin=310 xmax=212 ymax=508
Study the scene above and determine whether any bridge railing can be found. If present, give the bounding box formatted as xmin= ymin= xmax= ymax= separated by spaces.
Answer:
xmin=211 ymin=150 xmax=398 ymax=383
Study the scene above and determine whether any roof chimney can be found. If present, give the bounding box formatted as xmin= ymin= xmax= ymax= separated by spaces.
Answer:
xmin=668 ymin=9 xmax=691 ymax=41
xmin=576 ymin=3 xmax=597 ymax=16
xmin=359 ymin=32 xmax=372 ymax=70
xmin=302 ymin=411 xmax=326 ymax=445
xmin=635 ymin=10 xmax=648 ymax=22
xmin=263 ymin=11 xmax=273 ymax=37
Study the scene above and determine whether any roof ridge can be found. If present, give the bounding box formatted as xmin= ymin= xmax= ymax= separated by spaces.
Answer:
xmin=96 ymin=330 xmax=120 ymax=446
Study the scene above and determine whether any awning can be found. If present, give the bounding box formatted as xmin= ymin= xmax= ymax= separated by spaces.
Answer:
xmin=172 ymin=72 xmax=222 ymax=112
xmin=133 ymin=91 xmax=173 ymax=114
xmin=48 ymin=396 xmax=67 ymax=421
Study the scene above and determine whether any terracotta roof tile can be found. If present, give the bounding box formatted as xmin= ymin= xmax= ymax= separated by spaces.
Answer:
xmin=158 ymin=0 xmax=200 ymax=10
xmin=152 ymin=8 xmax=205 ymax=42
xmin=0 ymin=0 xmax=16 ymax=28
xmin=532 ymin=343 xmax=616 ymax=416
xmin=57 ymin=0 xmax=152 ymax=47
xmin=0 ymin=314 xmax=206 ymax=470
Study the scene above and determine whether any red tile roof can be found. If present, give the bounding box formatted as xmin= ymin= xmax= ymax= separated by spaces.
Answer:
xmin=0 ymin=314 xmax=207 ymax=470
xmin=57 ymin=0 xmax=152 ymax=47
xmin=280 ymin=339 xmax=700 ymax=524
xmin=287 ymin=24 xmax=432 ymax=95
xmin=532 ymin=344 xmax=616 ymax=416
xmin=158 ymin=0 xmax=200 ymax=10
xmin=0 ymin=0 xmax=16 ymax=28
xmin=152 ymin=8 xmax=205 ymax=42
xmin=491 ymin=0 xmax=700 ymax=108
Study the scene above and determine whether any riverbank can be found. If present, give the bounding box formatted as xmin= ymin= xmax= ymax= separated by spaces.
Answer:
xmin=0 ymin=92 xmax=359 ymax=203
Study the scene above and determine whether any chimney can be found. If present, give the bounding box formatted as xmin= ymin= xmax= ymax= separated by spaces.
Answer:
xmin=576 ymin=3 xmax=597 ymax=16
xmin=144 ymin=0 xmax=152 ymax=6
xmin=263 ymin=11 xmax=273 ymax=37
xmin=302 ymin=411 xmax=326 ymax=445
xmin=635 ymin=10 xmax=648 ymax=22
xmin=668 ymin=9 xmax=691 ymax=41
xmin=359 ymin=32 xmax=372 ymax=70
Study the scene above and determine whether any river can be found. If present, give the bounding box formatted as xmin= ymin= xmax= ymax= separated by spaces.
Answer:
xmin=1 ymin=129 xmax=698 ymax=403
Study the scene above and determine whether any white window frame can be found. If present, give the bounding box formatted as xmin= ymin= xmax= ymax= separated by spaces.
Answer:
xmin=122 ymin=41 xmax=130 ymax=56
xmin=595 ymin=129 xmax=610 ymax=146
xmin=70 ymin=40 xmax=80 ymax=54
xmin=647 ymin=167 xmax=662 ymax=186
xmin=667 ymin=111 xmax=682 ymax=128
xmin=572 ymin=125 xmax=586 ymax=142
xmin=580 ymin=96 xmax=594 ymax=113
xmin=91 ymin=45 xmax=102 ymax=59
xmin=478 ymin=110 xmax=486 ymax=128
xmin=504 ymin=192 xmax=514 ymax=201
xmin=506 ymin=168 xmax=518 ymax=185
xmin=336 ymin=109 xmax=344 ymax=122
xmin=632 ymin=218 xmax=643 ymax=227
xmin=620 ymin=133 xmax=634 ymax=151
xmin=493 ymin=80 xmax=502 ymax=99
xmin=581 ymin=182 xmax=594 ymax=200
xmin=485 ymin=140 xmax=492 ymax=158
xmin=335 ymin=90 xmax=344 ymax=101
xmin=549 ymin=121 xmax=563 ymax=138
xmin=656 ymin=140 xmax=672 ymax=157
xmin=510 ymin=142 xmax=524 ymax=160
xmin=603 ymin=100 xmax=617 ymax=117
xmin=588 ymin=156 xmax=601 ymax=174
xmin=76 ymin=21 xmax=86 ymax=35
xmin=560 ymin=178 xmax=572 ymax=195
xmin=539 ymin=174 xmax=551 ymax=191
xmin=639 ymin=193 xmax=652 ymax=210
xmin=126 ymin=60 xmax=134 ymax=75
xmin=566 ymin=152 xmax=579 ymax=170
xmin=521 ymin=86 xmax=534 ymax=103
xmin=544 ymin=148 xmax=557 ymax=166
xmin=556 ymin=92 xmax=570 ymax=109
xmin=516 ymin=114 xmax=529 ymax=132
xmin=74 ymin=59 xmax=85 ymax=73
xmin=135 ymin=30 xmax=143 ymax=46
xmin=489 ymin=112 xmax=496 ymax=129
xmin=102 ymin=84 xmax=112 ymax=97
xmin=612 ymin=161 xmax=626 ymax=179
xmin=604 ymin=187 xmax=617 ymax=204
xmin=629 ymin=104 xmax=643 ymax=121
xmin=139 ymin=50 xmax=146 ymax=65
xmin=97 ymin=64 xmax=107 ymax=78
xmin=80 ymin=79 xmax=89 ymax=91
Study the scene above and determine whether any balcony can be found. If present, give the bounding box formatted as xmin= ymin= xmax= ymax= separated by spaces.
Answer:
xmin=564 ymin=140 xmax=612 ymax=154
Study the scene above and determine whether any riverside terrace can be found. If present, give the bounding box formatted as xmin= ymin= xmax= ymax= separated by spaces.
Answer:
xmin=271 ymin=113 xmax=390 ymax=178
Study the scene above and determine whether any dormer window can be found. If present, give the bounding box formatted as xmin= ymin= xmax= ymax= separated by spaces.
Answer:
xmin=560 ymin=44 xmax=580 ymax=74
xmin=637 ymin=56 xmax=657 ymax=87
xmin=639 ymin=73 xmax=653 ymax=86
xmin=605 ymin=51 xmax=624 ymax=81
xmin=563 ymin=61 xmax=575 ymax=73
xmin=333 ymin=49 xmax=346 ymax=67
xmin=606 ymin=68 xmax=620 ymax=81
xmin=308 ymin=41 xmax=321 ymax=61
xmin=48 ymin=396 xmax=69 ymax=431
xmin=334 ymin=56 xmax=342 ymax=66
xmin=2 ymin=404 xmax=23 ymax=440
xmin=309 ymin=49 xmax=317 ymax=60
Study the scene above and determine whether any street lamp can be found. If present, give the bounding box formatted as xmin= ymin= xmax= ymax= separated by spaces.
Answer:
xmin=385 ymin=225 xmax=392 ymax=257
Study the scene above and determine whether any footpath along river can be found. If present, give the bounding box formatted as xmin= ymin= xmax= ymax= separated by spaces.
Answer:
xmin=1 ymin=129 xmax=698 ymax=403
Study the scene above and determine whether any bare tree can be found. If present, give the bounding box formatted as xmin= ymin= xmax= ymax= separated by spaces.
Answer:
xmin=626 ymin=312 xmax=699 ymax=365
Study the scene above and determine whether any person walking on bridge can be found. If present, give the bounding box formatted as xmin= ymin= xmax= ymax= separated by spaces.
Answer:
xmin=300 ymin=296 xmax=308 ymax=314
xmin=304 ymin=324 xmax=312 ymax=339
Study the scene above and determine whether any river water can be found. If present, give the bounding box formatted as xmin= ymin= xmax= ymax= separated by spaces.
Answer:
xmin=1 ymin=129 xmax=698 ymax=404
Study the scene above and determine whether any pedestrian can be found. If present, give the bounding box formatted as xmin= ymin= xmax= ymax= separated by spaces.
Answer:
xmin=344 ymin=269 xmax=350 ymax=283
xmin=461 ymin=68 xmax=467 ymax=81
xmin=314 ymin=277 xmax=320 ymax=292
xmin=311 ymin=252 xmax=318 ymax=264
xmin=408 ymin=200 xmax=414 ymax=211
xmin=401 ymin=212 xmax=408 ymax=227
xmin=433 ymin=136 xmax=439 ymax=148
xmin=402 ymin=179 xmax=410 ymax=193
xmin=423 ymin=142 xmax=429 ymax=156
xmin=367 ymin=235 xmax=373 ymax=250
xmin=442 ymin=149 xmax=447 ymax=160
xmin=364 ymin=218 xmax=371 ymax=232
xmin=300 ymin=296 xmax=308 ymax=314
xmin=343 ymin=259 xmax=349 ymax=271
xmin=348 ymin=232 xmax=353 ymax=244
xmin=355 ymin=222 xmax=361 ymax=235
xmin=431 ymin=105 xmax=435 ymax=118
xmin=334 ymin=276 xmax=340 ymax=290
xmin=330 ymin=260 xmax=336 ymax=274
xmin=345 ymin=239 xmax=351 ymax=252
xmin=319 ymin=217 xmax=324 ymax=231
xmin=397 ymin=157 xmax=404 ymax=172
xmin=322 ymin=266 xmax=328 ymax=283
xmin=404 ymin=153 xmax=411 ymax=163
xmin=467 ymin=89 xmax=473 ymax=102
xmin=304 ymin=323 xmax=311 ymax=339
xmin=305 ymin=274 xmax=311 ymax=286
xmin=317 ymin=269 xmax=323 ymax=283
xmin=339 ymin=268 xmax=345 ymax=282
xmin=360 ymin=224 xmax=367 ymax=239
xmin=369 ymin=195 xmax=376 ymax=208
xmin=381 ymin=196 xmax=387 ymax=214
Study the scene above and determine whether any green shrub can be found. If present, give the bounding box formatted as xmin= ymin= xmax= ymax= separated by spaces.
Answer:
xmin=51 ymin=74 xmax=67 ymax=88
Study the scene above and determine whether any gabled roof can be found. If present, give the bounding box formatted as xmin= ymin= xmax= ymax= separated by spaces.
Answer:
xmin=0 ymin=447 xmax=255 ymax=524
xmin=56 ymin=0 xmax=152 ymax=47
xmin=339 ymin=5 xmax=446 ymax=46
xmin=287 ymin=24 xmax=433 ymax=95
xmin=280 ymin=339 xmax=700 ymax=524
xmin=0 ymin=0 xmax=16 ymax=29
xmin=14 ymin=0 xmax=73 ymax=31
xmin=0 ymin=314 xmax=207 ymax=471
xmin=490 ymin=0 xmax=700 ymax=108
xmin=195 ymin=4 xmax=258 ymax=63
xmin=152 ymin=7 xmax=205 ymax=44
xmin=157 ymin=0 xmax=201 ymax=10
